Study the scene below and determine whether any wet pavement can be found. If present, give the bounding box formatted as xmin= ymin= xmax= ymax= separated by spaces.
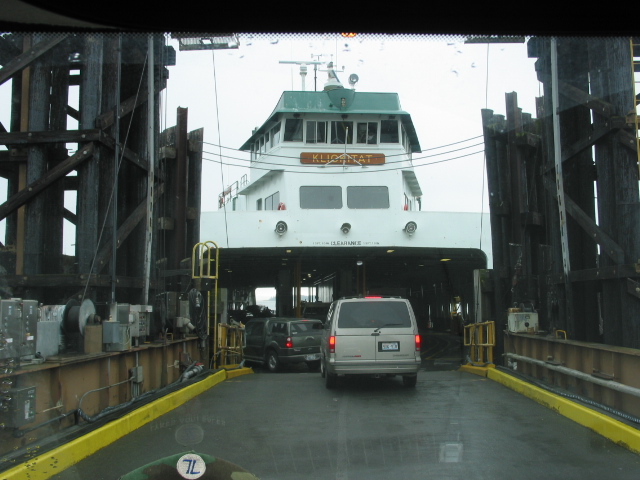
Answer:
xmin=50 ymin=334 xmax=640 ymax=480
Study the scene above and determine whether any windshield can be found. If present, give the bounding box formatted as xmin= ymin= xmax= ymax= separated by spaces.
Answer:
xmin=0 ymin=28 xmax=639 ymax=480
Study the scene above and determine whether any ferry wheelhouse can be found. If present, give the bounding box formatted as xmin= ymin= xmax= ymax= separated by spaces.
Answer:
xmin=201 ymin=65 xmax=490 ymax=323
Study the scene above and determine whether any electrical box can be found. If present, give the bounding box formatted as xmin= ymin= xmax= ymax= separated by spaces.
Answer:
xmin=103 ymin=322 xmax=130 ymax=352
xmin=109 ymin=303 xmax=130 ymax=324
xmin=37 ymin=321 xmax=61 ymax=358
xmin=165 ymin=292 xmax=179 ymax=320
xmin=37 ymin=304 xmax=64 ymax=358
xmin=20 ymin=300 xmax=38 ymax=359
xmin=130 ymin=365 xmax=144 ymax=383
xmin=179 ymin=300 xmax=189 ymax=318
xmin=5 ymin=386 xmax=36 ymax=427
xmin=0 ymin=299 xmax=21 ymax=360
xmin=507 ymin=312 xmax=539 ymax=333
xmin=129 ymin=305 xmax=153 ymax=339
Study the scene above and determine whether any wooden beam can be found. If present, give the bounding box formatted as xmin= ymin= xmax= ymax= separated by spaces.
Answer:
xmin=0 ymin=274 xmax=144 ymax=288
xmin=0 ymin=129 xmax=101 ymax=145
xmin=549 ymin=264 xmax=640 ymax=283
xmin=0 ymin=143 xmax=95 ymax=221
xmin=93 ymin=183 xmax=165 ymax=273
xmin=0 ymin=35 xmax=21 ymax=64
xmin=542 ymin=122 xmax=620 ymax=174
xmin=627 ymin=278 xmax=640 ymax=300
xmin=66 ymin=105 xmax=80 ymax=121
xmin=98 ymin=132 xmax=149 ymax=172
xmin=95 ymin=77 xmax=167 ymax=130
xmin=0 ymin=34 xmax=68 ymax=86
xmin=617 ymin=130 xmax=638 ymax=152
xmin=552 ymin=75 xmax=615 ymax=118
xmin=561 ymin=122 xmax=616 ymax=163
xmin=63 ymin=208 xmax=77 ymax=225
xmin=543 ymin=175 xmax=625 ymax=264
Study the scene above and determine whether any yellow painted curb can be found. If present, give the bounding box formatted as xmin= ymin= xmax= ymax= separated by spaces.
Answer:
xmin=458 ymin=364 xmax=495 ymax=377
xmin=225 ymin=367 xmax=254 ymax=379
xmin=1 ymin=368 xmax=247 ymax=480
xmin=487 ymin=368 xmax=640 ymax=455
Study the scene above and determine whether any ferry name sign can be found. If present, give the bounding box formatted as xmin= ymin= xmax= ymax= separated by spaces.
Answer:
xmin=300 ymin=153 xmax=385 ymax=165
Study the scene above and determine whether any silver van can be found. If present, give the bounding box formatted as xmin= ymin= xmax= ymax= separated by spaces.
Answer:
xmin=320 ymin=296 xmax=422 ymax=388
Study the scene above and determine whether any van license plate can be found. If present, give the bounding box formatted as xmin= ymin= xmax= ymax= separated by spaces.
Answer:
xmin=381 ymin=342 xmax=399 ymax=351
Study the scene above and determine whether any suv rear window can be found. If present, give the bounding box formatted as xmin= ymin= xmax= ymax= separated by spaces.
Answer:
xmin=337 ymin=301 xmax=411 ymax=328
xmin=290 ymin=321 xmax=323 ymax=334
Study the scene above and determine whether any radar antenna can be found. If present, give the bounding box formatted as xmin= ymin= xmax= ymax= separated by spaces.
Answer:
xmin=279 ymin=59 xmax=325 ymax=91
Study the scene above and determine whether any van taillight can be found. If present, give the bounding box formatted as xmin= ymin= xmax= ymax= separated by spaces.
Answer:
xmin=329 ymin=336 xmax=336 ymax=353
xmin=415 ymin=334 xmax=421 ymax=352
xmin=285 ymin=337 xmax=293 ymax=348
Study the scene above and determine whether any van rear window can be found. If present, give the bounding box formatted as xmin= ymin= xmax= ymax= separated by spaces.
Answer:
xmin=337 ymin=301 xmax=411 ymax=328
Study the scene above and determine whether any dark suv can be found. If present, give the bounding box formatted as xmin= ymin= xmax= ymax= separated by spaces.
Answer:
xmin=243 ymin=317 xmax=324 ymax=372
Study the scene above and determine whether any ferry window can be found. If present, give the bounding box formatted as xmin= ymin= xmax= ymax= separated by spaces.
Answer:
xmin=331 ymin=121 xmax=353 ymax=144
xmin=256 ymin=199 xmax=262 ymax=210
xmin=380 ymin=119 xmax=399 ymax=143
xmin=347 ymin=186 xmax=389 ymax=209
xmin=300 ymin=186 xmax=342 ymax=209
xmin=283 ymin=118 xmax=303 ymax=142
xmin=265 ymin=131 xmax=270 ymax=148
xmin=356 ymin=122 xmax=378 ymax=144
xmin=306 ymin=121 xmax=327 ymax=143
xmin=265 ymin=191 xmax=280 ymax=210
xmin=271 ymin=124 xmax=280 ymax=147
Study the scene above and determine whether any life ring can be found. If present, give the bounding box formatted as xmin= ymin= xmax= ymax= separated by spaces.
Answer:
xmin=277 ymin=202 xmax=286 ymax=210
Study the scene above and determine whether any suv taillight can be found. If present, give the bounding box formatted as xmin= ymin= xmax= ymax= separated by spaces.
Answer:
xmin=285 ymin=337 xmax=293 ymax=348
xmin=329 ymin=336 xmax=336 ymax=353
xmin=415 ymin=334 xmax=421 ymax=352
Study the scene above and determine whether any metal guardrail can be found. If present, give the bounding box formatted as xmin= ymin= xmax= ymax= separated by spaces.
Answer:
xmin=217 ymin=323 xmax=244 ymax=366
xmin=464 ymin=321 xmax=495 ymax=365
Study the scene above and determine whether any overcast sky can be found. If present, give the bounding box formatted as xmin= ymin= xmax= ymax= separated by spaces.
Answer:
xmin=0 ymin=33 xmax=542 ymax=255
xmin=162 ymin=33 xmax=541 ymax=213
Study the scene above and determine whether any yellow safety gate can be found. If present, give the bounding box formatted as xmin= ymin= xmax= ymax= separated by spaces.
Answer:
xmin=191 ymin=241 xmax=220 ymax=367
xmin=463 ymin=321 xmax=495 ymax=366
xmin=217 ymin=323 xmax=244 ymax=366
xmin=192 ymin=241 xmax=246 ymax=368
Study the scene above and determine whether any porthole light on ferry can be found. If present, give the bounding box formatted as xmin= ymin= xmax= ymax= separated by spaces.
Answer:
xmin=275 ymin=221 xmax=287 ymax=235
xmin=404 ymin=221 xmax=417 ymax=235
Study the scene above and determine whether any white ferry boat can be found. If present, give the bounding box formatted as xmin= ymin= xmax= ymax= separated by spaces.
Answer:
xmin=200 ymin=64 xmax=491 ymax=326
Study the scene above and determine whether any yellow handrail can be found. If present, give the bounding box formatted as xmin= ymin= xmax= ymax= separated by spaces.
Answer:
xmin=464 ymin=321 xmax=495 ymax=365
xmin=191 ymin=241 xmax=219 ymax=367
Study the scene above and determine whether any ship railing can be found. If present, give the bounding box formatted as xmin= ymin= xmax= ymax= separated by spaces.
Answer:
xmin=217 ymin=175 xmax=247 ymax=207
